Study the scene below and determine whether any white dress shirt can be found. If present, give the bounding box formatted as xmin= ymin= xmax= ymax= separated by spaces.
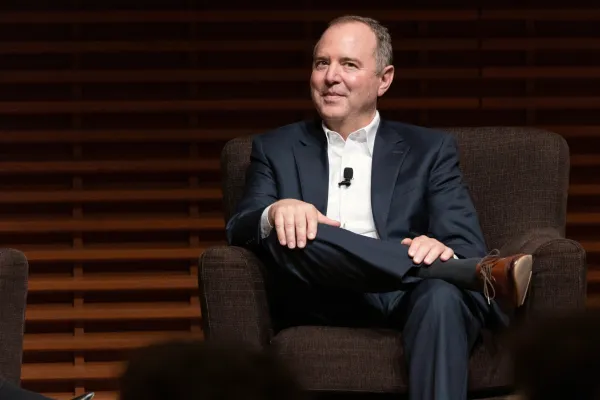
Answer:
xmin=260 ymin=112 xmax=380 ymax=239
xmin=322 ymin=112 xmax=380 ymax=238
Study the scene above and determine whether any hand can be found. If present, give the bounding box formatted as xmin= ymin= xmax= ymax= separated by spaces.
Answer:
xmin=269 ymin=199 xmax=340 ymax=249
xmin=401 ymin=235 xmax=454 ymax=265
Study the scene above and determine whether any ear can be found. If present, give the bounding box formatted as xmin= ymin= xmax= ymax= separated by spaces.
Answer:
xmin=377 ymin=65 xmax=395 ymax=97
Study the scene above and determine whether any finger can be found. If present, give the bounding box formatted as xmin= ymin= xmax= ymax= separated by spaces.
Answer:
xmin=408 ymin=240 xmax=421 ymax=258
xmin=274 ymin=210 xmax=286 ymax=245
xmin=284 ymin=211 xmax=296 ymax=249
xmin=410 ymin=236 xmax=430 ymax=258
xmin=401 ymin=238 xmax=412 ymax=245
xmin=439 ymin=247 xmax=454 ymax=261
xmin=423 ymin=245 xmax=445 ymax=265
xmin=306 ymin=209 xmax=319 ymax=241
xmin=317 ymin=212 xmax=341 ymax=227
xmin=413 ymin=243 xmax=431 ymax=264
xmin=295 ymin=209 xmax=308 ymax=248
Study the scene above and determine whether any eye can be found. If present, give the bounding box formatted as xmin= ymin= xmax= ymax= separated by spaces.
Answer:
xmin=344 ymin=62 xmax=358 ymax=68
xmin=314 ymin=60 xmax=328 ymax=68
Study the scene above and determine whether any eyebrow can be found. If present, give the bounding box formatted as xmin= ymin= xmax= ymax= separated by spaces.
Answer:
xmin=339 ymin=57 xmax=362 ymax=65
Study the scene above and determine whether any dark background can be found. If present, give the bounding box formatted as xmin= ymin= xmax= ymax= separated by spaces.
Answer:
xmin=1 ymin=0 xmax=598 ymax=398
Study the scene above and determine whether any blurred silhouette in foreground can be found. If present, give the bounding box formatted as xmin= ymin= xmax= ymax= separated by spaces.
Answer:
xmin=119 ymin=340 xmax=307 ymax=400
xmin=513 ymin=309 xmax=600 ymax=400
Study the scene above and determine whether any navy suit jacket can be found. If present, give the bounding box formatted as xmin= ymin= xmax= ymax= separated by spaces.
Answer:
xmin=226 ymin=118 xmax=487 ymax=260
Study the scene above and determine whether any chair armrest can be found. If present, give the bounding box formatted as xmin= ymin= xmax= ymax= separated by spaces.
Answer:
xmin=0 ymin=248 xmax=28 ymax=384
xmin=199 ymin=246 xmax=273 ymax=348
xmin=499 ymin=228 xmax=587 ymax=317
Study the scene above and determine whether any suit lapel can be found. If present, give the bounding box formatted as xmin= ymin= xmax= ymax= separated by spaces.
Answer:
xmin=293 ymin=120 xmax=329 ymax=214
xmin=371 ymin=120 xmax=410 ymax=240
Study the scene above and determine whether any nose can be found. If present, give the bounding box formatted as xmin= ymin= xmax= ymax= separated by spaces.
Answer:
xmin=324 ymin=63 xmax=341 ymax=85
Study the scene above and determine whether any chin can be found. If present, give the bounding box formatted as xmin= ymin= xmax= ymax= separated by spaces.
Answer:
xmin=316 ymin=103 xmax=347 ymax=121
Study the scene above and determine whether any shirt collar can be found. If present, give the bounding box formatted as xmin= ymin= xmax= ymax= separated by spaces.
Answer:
xmin=322 ymin=111 xmax=380 ymax=156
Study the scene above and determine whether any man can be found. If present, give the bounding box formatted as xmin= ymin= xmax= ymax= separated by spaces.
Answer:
xmin=226 ymin=15 xmax=533 ymax=400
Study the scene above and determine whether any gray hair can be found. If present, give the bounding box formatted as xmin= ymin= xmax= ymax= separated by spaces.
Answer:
xmin=319 ymin=15 xmax=393 ymax=75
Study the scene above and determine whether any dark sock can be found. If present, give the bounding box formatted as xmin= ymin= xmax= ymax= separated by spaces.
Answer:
xmin=408 ymin=257 xmax=481 ymax=291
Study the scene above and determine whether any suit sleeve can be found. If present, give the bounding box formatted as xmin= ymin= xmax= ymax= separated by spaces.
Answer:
xmin=225 ymin=136 xmax=279 ymax=247
xmin=427 ymin=134 xmax=488 ymax=259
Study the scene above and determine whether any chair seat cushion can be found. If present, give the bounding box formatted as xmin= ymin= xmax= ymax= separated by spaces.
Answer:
xmin=271 ymin=326 xmax=512 ymax=393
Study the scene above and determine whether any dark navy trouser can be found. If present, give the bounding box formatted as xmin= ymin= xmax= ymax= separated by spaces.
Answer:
xmin=263 ymin=224 xmax=508 ymax=400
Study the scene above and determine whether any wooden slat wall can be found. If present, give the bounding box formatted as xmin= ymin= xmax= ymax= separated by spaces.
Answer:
xmin=1 ymin=1 xmax=599 ymax=398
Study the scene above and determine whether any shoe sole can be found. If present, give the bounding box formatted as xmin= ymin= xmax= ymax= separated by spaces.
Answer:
xmin=512 ymin=255 xmax=533 ymax=307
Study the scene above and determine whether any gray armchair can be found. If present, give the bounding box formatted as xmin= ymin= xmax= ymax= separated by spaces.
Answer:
xmin=0 ymin=249 xmax=29 ymax=384
xmin=200 ymin=127 xmax=587 ymax=397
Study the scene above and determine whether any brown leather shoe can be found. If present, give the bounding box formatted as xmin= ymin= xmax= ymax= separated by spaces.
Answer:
xmin=476 ymin=250 xmax=533 ymax=309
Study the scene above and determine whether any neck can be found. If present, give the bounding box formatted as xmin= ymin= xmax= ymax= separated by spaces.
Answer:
xmin=323 ymin=110 xmax=377 ymax=139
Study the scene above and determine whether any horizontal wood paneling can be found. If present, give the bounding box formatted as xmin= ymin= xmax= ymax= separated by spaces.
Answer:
xmin=22 ymin=362 xmax=122 ymax=381
xmin=0 ymin=160 xmax=219 ymax=173
xmin=0 ymin=188 xmax=221 ymax=203
xmin=23 ymin=331 xmax=201 ymax=352
xmin=23 ymin=247 xmax=208 ymax=262
xmin=1 ymin=2 xmax=598 ymax=397
xmin=0 ymin=218 xmax=223 ymax=233
xmin=0 ymin=130 xmax=245 ymax=142
xmin=26 ymin=303 xmax=200 ymax=322
xmin=28 ymin=274 xmax=197 ymax=292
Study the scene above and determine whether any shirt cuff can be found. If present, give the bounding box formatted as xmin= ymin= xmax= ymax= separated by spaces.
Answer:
xmin=260 ymin=205 xmax=274 ymax=239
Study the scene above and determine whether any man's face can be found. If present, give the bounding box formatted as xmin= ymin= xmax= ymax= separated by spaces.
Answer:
xmin=310 ymin=22 xmax=385 ymax=128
